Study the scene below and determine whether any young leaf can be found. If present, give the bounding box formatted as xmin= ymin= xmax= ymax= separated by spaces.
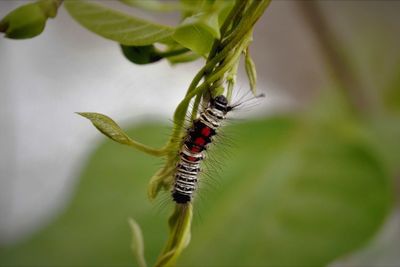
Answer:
xmin=244 ymin=47 xmax=257 ymax=95
xmin=77 ymin=112 xmax=165 ymax=156
xmin=147 ymin=165 xmax=175 ymax=200
xmin=77 ymin=112 xmax=135 ymax=145
xmin=172 ymin=13 xmax=218 ymax=56
xmin=64 ymin=1 xmax=174 ymax=46
xmin=172 ymin=1 xmax=233 ymax=56
xmin=120 ymin=0 xmax=184 ymax=12
xmin=128 ymin=218 xmax=147 ymax=267
xmin=179 ymin=0 xmax=217 ymax=18
xmin=0 ymin=0 xmax=62 ymax=39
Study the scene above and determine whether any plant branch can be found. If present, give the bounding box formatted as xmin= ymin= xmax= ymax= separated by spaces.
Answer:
xmin=167 ymin=0 xmax=271 ymax=147
xmin=151 ymin=1 xmax=272 ymax=267
xmin=297 ymin=1 xmax=372 ymax=115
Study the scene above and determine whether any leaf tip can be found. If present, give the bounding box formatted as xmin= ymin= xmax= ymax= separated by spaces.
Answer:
xmin=75 ymin=112 xmax=91 ymax=120
xmin=128 ymin=218 xmax=148 ymax=267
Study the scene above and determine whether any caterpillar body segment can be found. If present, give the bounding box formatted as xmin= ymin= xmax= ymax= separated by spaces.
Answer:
xmin=172 ymin=95 xmax=231 ymax=204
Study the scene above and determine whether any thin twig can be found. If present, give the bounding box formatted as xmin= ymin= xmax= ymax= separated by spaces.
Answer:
xmin=297 ymin=1 xmax=372 ymax=115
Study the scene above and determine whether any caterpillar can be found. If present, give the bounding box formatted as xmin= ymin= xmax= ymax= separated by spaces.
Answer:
xmin=172 ymin=95 xmax=232 ymax=204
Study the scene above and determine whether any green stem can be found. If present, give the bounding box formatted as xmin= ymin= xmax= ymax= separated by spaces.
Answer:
xmin=226 ymin=58 xmax=240 ymax=102
xmin=152 ymin=1 xmax=272 ymax=267
xmin=169 ymin=36 xmax=250 ymax=138
xmin=191 ymin=93 xmax=202 ymax=121
xmin=127 ymin=141 xmax=167 ymax=157
xmin=153 ymin=204 xmax=193 ymax=267
xmin=186 ymin=0 xmax=249 ymax=119
xmin=207 ymin=0 xmax=249 ymax=60
xmin=221 ymin=0 xmax=270 ymax=48
xmin=165 ymin=0 xmax=271 ymax=153
xmin=164 ymin=5 xmax=248 ymax=146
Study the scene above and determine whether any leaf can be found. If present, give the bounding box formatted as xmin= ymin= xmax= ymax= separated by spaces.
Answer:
xmin=64 ymin=1 xmax=174 ymax=46
xmin=365 ymin=115 xmax=400 ymax=175
xmin=147 ymin=164 xmax=175 ymax=200
xmin=172 ymin=1 xmax=233 ymax=56
xmin=172 ymin=13 xmax=217 ymax=56
xmin=179 ymin=0 xmax=210 ymax=18
xmin=120 ymin=0 xmax=185 ymax=12
xmin=0 ymin=117 xmax=392 ymax=266
xmin=180 ymin=117 xmax=392 ymax=266
xmin=0 ymin=0 xmax=61 ymax=39
xmin=120 ymin=44 xmax=194 ymax=65
xmin=129 ymin=218 xmax=147 ymax=267
xmin=120 ymin=45 xmax=162 ymax=65
xmin=38 ymin=0 xmax=62 ymax=18
xmin=77 ymin=112 xmax=165 ymax=156
xmin=244 ymin=47 xmax=257 ymax=95
xmin=77 ymin=112 xmax=134 ymax=145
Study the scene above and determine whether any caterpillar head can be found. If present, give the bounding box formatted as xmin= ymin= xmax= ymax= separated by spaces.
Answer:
xmin=211 ymin=95 xmax=232 ymax=113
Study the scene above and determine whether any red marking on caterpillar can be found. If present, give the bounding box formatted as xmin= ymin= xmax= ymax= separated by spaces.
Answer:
xmin=201 ymin=127 xmax=212 ymax=137
xmin=194 ymin=137 xmax=206 ymax=146
xmin=190 ymin=146 xmax=201 ymax=153
xmin=188 ymin=156 xmax=197 ymax=162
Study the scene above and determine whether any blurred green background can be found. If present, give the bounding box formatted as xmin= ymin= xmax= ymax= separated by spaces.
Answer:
xmin=1 ymin=1 xmax=399 ymax=267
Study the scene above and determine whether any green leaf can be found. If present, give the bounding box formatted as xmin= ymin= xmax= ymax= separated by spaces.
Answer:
xmin=64 ymin=1 xmax=174 ymax=46
xmin=0 ymin=117 xmax=392 ymax=266
xmin=172 ymin=13 xmax=217 ymax=56
xmin=120 ymin=0 xmax=184 ymax=12
xmin=179 ymin=0 xmax=210 ymax=18
xmin=77 ymin=112 xmax=136 ymax=145
xmin=120 ymin=44 xmax=193 ymax=65
xmin=244 ymin=47 xmax=257 ymax=95
xmin=0 ymin=0 xmax=61 ymax=39
xmin=147 ymin=164 xmax=175 ymax=200
xmin=129 ymin=218 xmax=147 ymax=267
xmin=77 ymin=112 xmax=165 ymax=156
xmin=172 ymin=1 xmax=232 ymax=56
xmin=180 ymin=117 xmax=392 ymax=266
xmin=366 ymin=115 xmax=400 ymax=175
xmin=121 ymin=45 xmax=162 ymax=65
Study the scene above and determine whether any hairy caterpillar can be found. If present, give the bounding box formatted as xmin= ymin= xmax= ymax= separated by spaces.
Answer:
xmin=172 ymin=95 xmax=232 ymax=204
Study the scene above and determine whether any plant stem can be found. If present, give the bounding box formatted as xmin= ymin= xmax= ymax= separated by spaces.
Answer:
xmin=153 ymin=1 xmax=272 ymax=266
xmin=169 ymin=1 xmax=270 ymax=140
xmin=162 ymin=0 xmax=254 ymax=151
xmin=297 ymin=1 xmax=374 ymax=116
xmin=191 ymin=93 xmax=202 ymax=121
xmin=207 ymin=0 xmax=249 ymax=61
xmin=127 ymin=141 xmax=167 ymax=157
